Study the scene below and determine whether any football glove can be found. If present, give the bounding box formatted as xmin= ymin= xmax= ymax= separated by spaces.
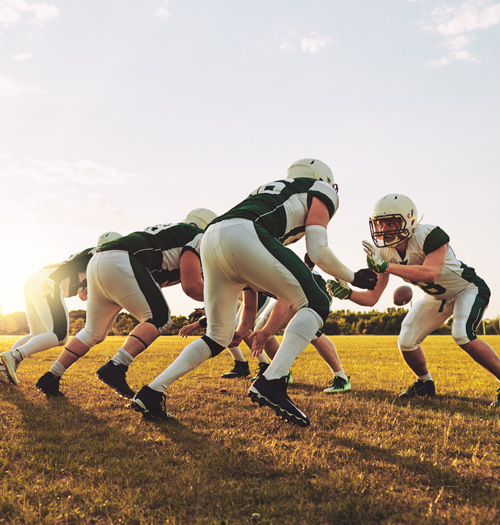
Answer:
xmin=188 ymin=308 xmax=205 ymax=323
xmin=326 ymin=279 xmax=352 ymax=300
xmin=351 ymin=268 xmax=378 ymax=290
xmin=41 ymin=278 xmax=56 ymax=298
xmin=362 ymin=240 xmax=389 ymax=273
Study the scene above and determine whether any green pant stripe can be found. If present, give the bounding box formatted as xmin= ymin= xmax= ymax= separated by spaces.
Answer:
xmin=254 ymin=224 xmax=330 ymax=314
xmin=466 ymin=278 xmax=490 ymax=341
xmin=129 ymin=255 xmax=170 ymax=326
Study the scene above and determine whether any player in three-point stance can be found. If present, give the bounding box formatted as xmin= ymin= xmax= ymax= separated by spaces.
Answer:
xmin=131 ymin=158 xmax=377 ymax=427
xmin=328 ymin=193 xmax=500 ymax=407
xmin=0 ymin=232 xmax=122 ymax=386
xmin=35 ymin=209 xmax=216 ymax=398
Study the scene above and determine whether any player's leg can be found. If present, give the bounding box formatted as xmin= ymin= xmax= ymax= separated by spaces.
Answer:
xmin=132 ymin=232 xmax=244 ymax=420
xmin=2 ymin=272 xmax=67 ymax=385
xmin=95 ymin=252 xmax=171 ymax=398
xmin=450 ymin=282 xmax=500 ymax=406
xmin=314 ymin=334 xmax=351 ymax=394
xmin=224 ymin=222 xmax=328 ymax=427
xmin=222 ymin=347 xmax=251 ymax=378
xmin=36 ymin=255 xmax=121 ymax=396
xmin=221 ymin=303 xmax=251 ymax=379
xmin=397 ymin=296 xmax=450 ymax=398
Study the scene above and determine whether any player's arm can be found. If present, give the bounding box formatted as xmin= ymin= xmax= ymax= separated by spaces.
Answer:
xmin=251 ymin=298 xmax=296 ymax=356
xmin=305 ymin=197 xmax=377 ymax=290
xmin=328 ymin=272 xmax=389 ymax=307
xmin=229 ymin=289 xmax=257 ymax=348
xmin=387 ymin=245 xmax=447 ymax=282
xmin=350 ymin=272 xmax=389 ymax=306
xmin=179 ymin=250 xmax=204 ymax=301
xmin=364 ymin=241 xmax=447 ymax=282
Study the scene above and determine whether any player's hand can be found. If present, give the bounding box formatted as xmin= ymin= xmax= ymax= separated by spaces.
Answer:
xmin=326 ymin=279 xmax=352 ymax=300
xmin=352 ymin=268 xmax=378 ymax=290
xmin=41 ymin=278 xmax=56 ymax=298
xmin=180 ymin=324 xmax=196 ymax=338
xmin=228 ymin=330 xmax=245 ymax=348
xmin=362 ymin=240 xmax=389 ymax=273
xmin=250 ymin=330 xmax=269 ymax=357
xmin=188 ymin=308 xmax=205 ymax=323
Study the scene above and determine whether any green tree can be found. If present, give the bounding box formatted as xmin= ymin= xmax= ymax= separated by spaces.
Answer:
xmin=0 ymin=315 xmax=19 ymax=335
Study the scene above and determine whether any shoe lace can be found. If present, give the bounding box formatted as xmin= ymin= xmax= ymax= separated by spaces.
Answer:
xmin=328 ymin=376 xmax=345 ymax=388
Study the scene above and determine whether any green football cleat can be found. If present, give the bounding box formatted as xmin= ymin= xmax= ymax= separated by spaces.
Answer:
xmin=323 ymin=375 xmax=351 ymax=394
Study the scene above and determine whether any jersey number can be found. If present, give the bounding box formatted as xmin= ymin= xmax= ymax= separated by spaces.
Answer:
xmin=143 ymin=224 xmax=175 ymax=235
xmin=251 ymin=180 xmax=293 ymax=196
xmin=411 ymin=281 xmax=447 ymax=296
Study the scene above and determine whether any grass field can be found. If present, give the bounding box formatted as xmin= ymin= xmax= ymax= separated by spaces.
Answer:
xmin=1 ymin=334 xmax=499 ymax=524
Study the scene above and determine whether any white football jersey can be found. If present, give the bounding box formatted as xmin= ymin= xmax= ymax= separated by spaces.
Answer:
xmin=377 ymin=224 xmax=483 ymax=301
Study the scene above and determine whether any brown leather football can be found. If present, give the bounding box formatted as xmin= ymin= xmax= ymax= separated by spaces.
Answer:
xmin=393 ymin=285 xmax=413 ymax=306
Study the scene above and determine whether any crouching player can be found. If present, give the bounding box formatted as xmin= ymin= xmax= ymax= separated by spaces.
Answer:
xmin=328 ymin=193 xmax=500 ymax=407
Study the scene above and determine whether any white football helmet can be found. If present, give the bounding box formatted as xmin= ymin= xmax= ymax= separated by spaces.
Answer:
xmin=369 ymin=194 xmax=418 ymax=248
xmin=182 ymin=208 xmax=217 ymax=230
xmin=287 ymin=158 xmax=335 ymax=187
xmin=97 ymin=231 xmax=122 ymax=247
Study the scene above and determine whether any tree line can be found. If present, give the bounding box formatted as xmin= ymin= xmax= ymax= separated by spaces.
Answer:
xmin=1 ymin=308 xmax=499 ymax=337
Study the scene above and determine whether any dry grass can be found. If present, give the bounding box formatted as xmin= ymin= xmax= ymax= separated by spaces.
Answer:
xmin=1 ymin=335 xmax=499 ymax=524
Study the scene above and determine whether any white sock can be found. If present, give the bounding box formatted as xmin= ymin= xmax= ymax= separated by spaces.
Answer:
xmin=229 ymin=346 xmax=245 ymax=362
xmin=257 ymin=351 xmax=269 ymax=364
xmin=334 ymin=370 xmax=348 ymax=381
xmin=50 ymin=360 xmax=67 ymax=378
xmin=111 ymin=347 xmax=134 ymax=366
xmin=149 ymin=338 xmax=211 ymax=392
xmin=17 ymin=332 xmax=60 ymax=359
xmin=11 ymin=334 xmax=32 ymax=352
xmin=264 ymin=308 xmax=322 ymax=380
xmin=418 ymin=372 xmax=433 ymax=382
xmin=10 ymin=349 xmax=24 ymax=363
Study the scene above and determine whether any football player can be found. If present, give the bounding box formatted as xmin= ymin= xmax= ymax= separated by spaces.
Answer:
xmin=131 ymin=158 xmax=377 ymax=427
xmin=0 ymin=232 xmax=121 ymax=386
xmin=328 ymin=193 xmax=500 ymax=407
xmin=35 ymin=209 xmax=216 ymax=398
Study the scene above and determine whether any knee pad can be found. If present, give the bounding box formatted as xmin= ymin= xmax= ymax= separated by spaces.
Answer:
xmin=451 ymin=326 xmax=473 ymax=346
xmin=397 ymin=334 xmax=419 ymax=353
xmin=146 ymin=317 xmax=172 ymax=335
xmin=201 ymin=335 xmax=225 ymax=358
xmin=75 ymin=328 xmax=104 ymax=348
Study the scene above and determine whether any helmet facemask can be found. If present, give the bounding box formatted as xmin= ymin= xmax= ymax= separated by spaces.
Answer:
xmin=369 ymin=214 xmax=410 ymax=248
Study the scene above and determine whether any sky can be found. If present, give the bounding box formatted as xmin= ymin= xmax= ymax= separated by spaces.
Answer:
xmin=0 ymin=0 xmax=499 ymax=320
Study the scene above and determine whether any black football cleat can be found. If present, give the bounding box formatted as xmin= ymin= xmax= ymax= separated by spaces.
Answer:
xmin=249 ymin=375 xmax=310 ymax=427
xmin=131 ymin=386 xmax=174 ymax=422
xmin=221 ymin=360 xmax=251 ymax=379
xmin=36 ymin=372 xmax=64 ymax=397
xmin=97 ymin=361 xmax=135 ymax=399
xmin=399 ymin=379 xmax=436 ymax=399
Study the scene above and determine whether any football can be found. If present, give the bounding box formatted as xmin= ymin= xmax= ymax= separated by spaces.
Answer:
xmin=0 ymin=364 xmax=11 ymax=385
xmin=393 ymin=285 xmax=413 ymax=306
